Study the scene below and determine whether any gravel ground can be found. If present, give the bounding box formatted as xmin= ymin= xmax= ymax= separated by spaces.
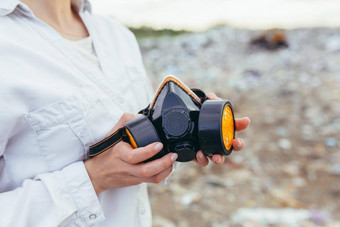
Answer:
xmin=137 ymin=26 xmax=340 ymax=226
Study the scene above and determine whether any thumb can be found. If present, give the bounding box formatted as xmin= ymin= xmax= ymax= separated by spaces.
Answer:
xmin=206 ymin=92 xmax=222 ymax=100
xmin=108 ymin=113 xmax=140 ymax=135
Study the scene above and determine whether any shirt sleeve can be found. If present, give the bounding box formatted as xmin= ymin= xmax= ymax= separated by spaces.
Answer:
xmin=0 ymin=161 xmax=105 ymax=227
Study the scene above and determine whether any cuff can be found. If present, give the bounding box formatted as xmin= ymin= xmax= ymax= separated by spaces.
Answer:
xmin=62 ymin=161 xmax=105 ymax=226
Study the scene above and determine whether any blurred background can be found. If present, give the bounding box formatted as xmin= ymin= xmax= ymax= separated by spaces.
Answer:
xmin=92 ymin=1 xmax=340 ymax=226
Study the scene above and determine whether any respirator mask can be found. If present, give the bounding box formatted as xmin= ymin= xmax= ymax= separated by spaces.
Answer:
xmin=89 ymin=76 xmax=235 ymax=162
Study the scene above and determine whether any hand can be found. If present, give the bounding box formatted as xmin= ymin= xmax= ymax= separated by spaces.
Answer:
xmin=84 ymin=113 xmax=178 ymax=194
xmin=195 ymin=93 xmax=250 ymax=166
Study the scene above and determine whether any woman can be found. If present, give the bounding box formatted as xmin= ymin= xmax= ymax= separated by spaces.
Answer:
xmin=0 ymin=0 xmax=250 ymax=226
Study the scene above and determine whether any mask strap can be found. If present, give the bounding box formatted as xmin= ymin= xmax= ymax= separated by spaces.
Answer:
xmin=138 ymin=104 xmax=150 ymax=116
xmin=191 ymin=88 xmax=208 ymax=103
xmin=88 ymin=128 xmax=128 ymax=158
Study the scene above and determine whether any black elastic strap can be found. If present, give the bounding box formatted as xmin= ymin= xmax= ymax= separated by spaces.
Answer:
xmin=191 ymin=88 xmax=208 ymax=103
xmin=89 ymin=128 xmax=127 ymax=158
xmin=138 ymin=104 xmax=150 ymax=115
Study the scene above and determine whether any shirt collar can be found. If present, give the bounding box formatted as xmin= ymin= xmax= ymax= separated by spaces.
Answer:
xmin=0 ymin=0 xmax=20 ymax=16
xmin=0 ymin=0 xmax=92 ymax=17
xmin=72 ymin=0 xmax=92 ymax=14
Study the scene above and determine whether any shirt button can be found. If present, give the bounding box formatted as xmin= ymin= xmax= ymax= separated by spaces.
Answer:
xmin=89 ymin=214 xmax=97 ymax=220
xmin=140 ymin=208 xmax=145 ymax=216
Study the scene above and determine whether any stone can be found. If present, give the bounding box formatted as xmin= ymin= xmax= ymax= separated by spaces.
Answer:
xmin=278 ymin=138 xmax=292 ymax=150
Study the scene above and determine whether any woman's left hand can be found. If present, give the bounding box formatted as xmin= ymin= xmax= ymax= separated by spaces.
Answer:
xmin=195 ymin=93 xmax=251 ymax=166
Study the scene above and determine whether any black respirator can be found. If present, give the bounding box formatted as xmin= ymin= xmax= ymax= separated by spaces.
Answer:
xmin=89 ymin=76 xmax=235 ymax=162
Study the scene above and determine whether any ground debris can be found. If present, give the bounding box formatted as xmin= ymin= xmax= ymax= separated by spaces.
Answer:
xmin=141 ymin=26 xmax=340 ymax=226
xmin=250 ymin=29 xmax=289 ymax=50
xmin=231 ymin=208 xmax=333 ymax=226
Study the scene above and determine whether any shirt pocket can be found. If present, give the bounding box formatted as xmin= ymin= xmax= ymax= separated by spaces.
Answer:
xmin=25 ymin=95 xmax=94 ymax=171
xmin=125 ymin=66 xmax=154 ymax=111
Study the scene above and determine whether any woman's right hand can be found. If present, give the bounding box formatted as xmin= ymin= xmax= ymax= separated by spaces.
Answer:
xmin=84 ymin=113 xmax=178 ymax=194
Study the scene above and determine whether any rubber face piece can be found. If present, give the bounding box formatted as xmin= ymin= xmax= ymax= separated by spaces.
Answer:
xmin=198 ymin=100 xmax=235 ymax=156
xmin=147 ymin=76 xmax=201 ymax=162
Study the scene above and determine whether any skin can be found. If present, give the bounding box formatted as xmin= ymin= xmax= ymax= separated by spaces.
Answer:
xmin=21 ymin=0 xmax=251 ymax=194
xmin=21 ymin=0 xmax=89 ymax=40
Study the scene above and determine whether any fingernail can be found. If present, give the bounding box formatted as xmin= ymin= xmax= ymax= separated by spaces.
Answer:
xmin=155 ymin=143 xmax=163 ymax=152
xmin=216 ymin=157 xmax=222 ymax=164
xmin=236 ymin=139 xmax=242 ymax=148
xmin=171 ymin=153 xmax=178 ymax=162
xmin=198 ymin=152 xmax=204 ymax=159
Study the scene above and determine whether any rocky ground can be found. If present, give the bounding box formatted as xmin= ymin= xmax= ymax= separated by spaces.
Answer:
xmin=137 ymin=26 xmax=340 ymax=226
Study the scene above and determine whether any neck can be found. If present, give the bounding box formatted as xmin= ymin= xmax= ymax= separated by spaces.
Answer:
xmin=21 ymin=0 xmax=89 ymax=40
xmin=22 ymin=0 xmax=74 ymax=26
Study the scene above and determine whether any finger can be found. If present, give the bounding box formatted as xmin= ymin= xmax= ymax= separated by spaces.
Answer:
xmin=232 ymin=138 xmax=244 ymax=151
xmin=124 ymin=165 xmax=173 ymax=185
xmin=196 ymin=150 xmax=209 ymax=167
xmin=235 ymin=117 xmax=250 ymax=132
xmin=133 ymin=153 xmax=177 ymax=178
xmin=211 ymin=154 xmax=225 ymax=166
xmin=206 ymin=92 xmax=222 ymax=100
xmin=120 ymin=142 xmax=164 ymax=164
xmin=147 ymin=165 xmax=173 ymax=184
xmin=115 ymin=174 xmax=145 ymax=187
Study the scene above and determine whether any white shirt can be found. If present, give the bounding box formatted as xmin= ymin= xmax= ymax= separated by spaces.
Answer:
xmin=64 ymin=37 xmax=101 ymax=71
xmin=0 ymin=0 xmax=155 ymax=226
